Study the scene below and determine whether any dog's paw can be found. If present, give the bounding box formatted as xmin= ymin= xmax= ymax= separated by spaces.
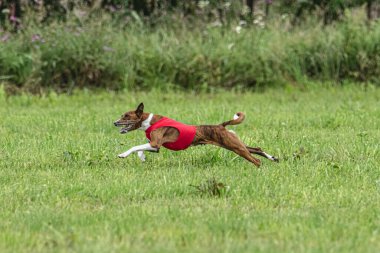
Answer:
xmin=137 ymin=151 xmax=146 ymax=162
xmin=118 ymin=153 xmax=128 ymax=158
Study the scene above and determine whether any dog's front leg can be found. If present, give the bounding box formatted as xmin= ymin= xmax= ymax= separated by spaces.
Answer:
xmin=118 ymin=143 xmax=158 ymax=159
xmin=137 ymin=151 xmax=146 ymax=162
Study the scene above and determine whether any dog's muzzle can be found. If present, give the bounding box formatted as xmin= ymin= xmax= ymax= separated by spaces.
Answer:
xmin=114 ymin=121 xmax=134 ymax=134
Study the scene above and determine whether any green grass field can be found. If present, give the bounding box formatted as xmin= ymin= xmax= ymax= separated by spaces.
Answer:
xmin=1 ymin=85 xmax=380 ymax=253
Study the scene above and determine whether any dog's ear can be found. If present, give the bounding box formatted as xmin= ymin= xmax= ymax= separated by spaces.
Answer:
xmin=136 ymin=102 xmax=144 ymax=117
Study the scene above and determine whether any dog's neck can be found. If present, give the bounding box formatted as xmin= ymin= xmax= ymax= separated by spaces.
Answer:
xmin=138 ymin=113 xmax=154 ymax=131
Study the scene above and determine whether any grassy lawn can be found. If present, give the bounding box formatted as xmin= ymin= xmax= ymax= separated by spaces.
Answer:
xmin=0 ymin=85 xmax=379 ymax=253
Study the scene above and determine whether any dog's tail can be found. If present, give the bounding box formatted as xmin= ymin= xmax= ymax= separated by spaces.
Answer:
xmin=221 ymin=112 xmax=245 ymax=127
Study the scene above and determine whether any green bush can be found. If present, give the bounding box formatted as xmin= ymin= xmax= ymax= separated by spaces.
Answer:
xmin=283 ymin=21 xmax=380 ymax=83
xmin=0 ymin=39 xmax=33 ymax=86
xmin=1 ymin=17 xmax=379 ymax=94
xmin=36 ymin=25 xmax=126 ymax=92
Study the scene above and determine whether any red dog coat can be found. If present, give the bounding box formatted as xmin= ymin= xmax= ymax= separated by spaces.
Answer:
xmin=145 ymin=117 xmax=196 ymax=151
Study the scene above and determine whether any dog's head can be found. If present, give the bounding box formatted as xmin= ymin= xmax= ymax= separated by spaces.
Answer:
xmin=114 ymin=103 xmax=144 ymax=134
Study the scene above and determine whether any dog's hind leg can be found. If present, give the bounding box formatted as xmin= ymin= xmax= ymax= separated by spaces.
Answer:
xmin=229 ymin=145 xmax=262 ymax=167
xmin=216 ymin=130 xmax=262 ymax=167
xmin=246 ymin=146 xmax=279 ymax=162
xmin=198 ymin=138 xmax=261 ymax=167
xmin=195 ymin=125 xmax=261 ymax=167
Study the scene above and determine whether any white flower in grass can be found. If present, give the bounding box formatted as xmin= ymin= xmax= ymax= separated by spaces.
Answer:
xmin=235 ymin=25 xmax=242 ymax=34
xmin=253 ymin=14 xmax=265 ymax=28
xmin=198 ymin=1 xmax=209 ymax=9
xmin=239 ymin=20 xmax=247 ymax=26
xmin=224 ymin=2 xmax=231 ymax=9
xmin=281 ymin=14 xmax=289 ymax=20
xmin=241 ymin=6 xmax=250 ymax=16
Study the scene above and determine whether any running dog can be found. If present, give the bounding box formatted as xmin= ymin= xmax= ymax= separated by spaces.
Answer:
xmin=114 ymin=103 xmax=278 ymax=167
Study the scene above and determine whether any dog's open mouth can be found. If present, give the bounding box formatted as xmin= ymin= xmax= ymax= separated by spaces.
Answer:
xmin=119 ymin=125 xmax=132 ymax=134
xmin=114 ymin=123 xmax=133 ymax=134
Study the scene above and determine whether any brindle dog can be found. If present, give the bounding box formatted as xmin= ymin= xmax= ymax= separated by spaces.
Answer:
xmin=114 ymin=103 xmax=278 ymax=167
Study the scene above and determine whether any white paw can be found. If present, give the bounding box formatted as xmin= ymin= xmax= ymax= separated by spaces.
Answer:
xmin=137 ymin=151 xmax=146 ymax=162
xmin=118 ymin=153 xmax=129 ymax=158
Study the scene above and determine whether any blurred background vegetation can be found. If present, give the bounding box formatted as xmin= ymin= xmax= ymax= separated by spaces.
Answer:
xmin=0 ymin=0 xmax=379 ymax=94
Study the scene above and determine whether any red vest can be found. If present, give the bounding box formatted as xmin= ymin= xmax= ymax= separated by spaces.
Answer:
xmin=145 ymin=117 xmax=196 ymax=151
